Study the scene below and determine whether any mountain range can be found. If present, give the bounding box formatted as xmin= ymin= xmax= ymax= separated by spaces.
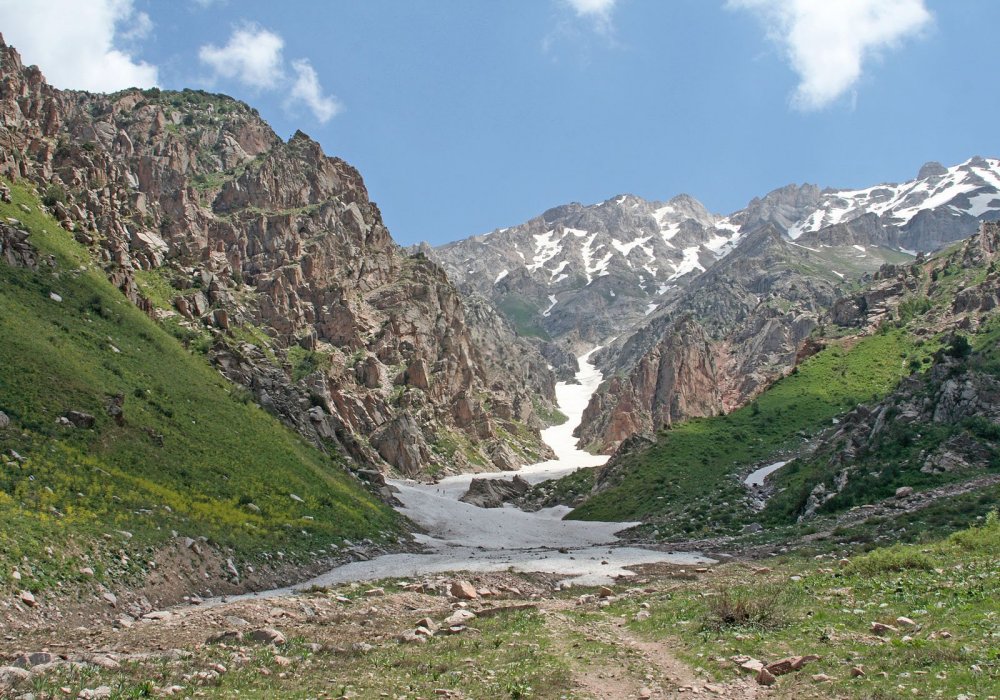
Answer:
xmin=432 ymin=156 xmax=1000 ymax=450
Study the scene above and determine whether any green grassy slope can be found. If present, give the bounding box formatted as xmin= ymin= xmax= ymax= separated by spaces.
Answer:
xmin=568 ymin=329 xmax=938 ymax=537
xmin=0 ymin=181 xmax=398 ymax=593
xmin=763 ymin=325 xmax=1000 ymax=526
xmin=609 ymin=513 xmax=1000 ymax=698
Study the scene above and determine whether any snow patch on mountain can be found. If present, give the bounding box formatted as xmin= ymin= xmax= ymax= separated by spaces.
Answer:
xmin=788 ymin=157 xmax=1000 ymax=239
xmin=668 ymin=246 xmax=705 ymax=281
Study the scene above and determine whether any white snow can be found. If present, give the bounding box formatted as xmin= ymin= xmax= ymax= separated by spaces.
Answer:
xmin=542 ymin=294 xmax=558 ymax=317
xmin=788 ymin=157 xmax=1000 ymax=238
xmin=714 ymin=218 xmax=741 ymax=234
xmin=652 ymin=205 xmax=675 ymax=226
xmin=789 ymin=241 xmax=820 ymax=253
xmin=494 ymin=269 xmax=509 ymax=284
xmin=667 ymin=246 xmax=704 ymax=281
xmin=645 ymin=301 xmax=658 ymax=315
xmin=271 ymin=349 xmax=715 ymax=590
xmin=581 ymin=233 xmax=598 ymax=284
xmin=657 ymin=283 xmax=671 ymax=295
xmin=552 ymin=273 xmax=569 ymax=284
xmin=549 ymin=259 xmax=569 ymax=282
xmin=744 ymin=461 xmax=787 ymax=487
xmin=659 ymin=222 xmax=681 ymax=242
xmin=702 ymin=233 xmax=731 ymax=254
xmin=831 ymin=270 xmax=845 ymax=279
xmin=565 ymin=227 xmax=589 ymax=238
xmin=852 ymin=244 xmax=866 ymax=252
xmin=611 ymin=235 xmax=652 ymax=256
xmin=899 ymin=247 xmax=918 ymax=256
xmin=589 ymin=251 xmax=613 ymax=280
xmin=527 ymin=230 xmax=562 ymax=272
xmin=708 ymin=219 xmax=744 ymax=256
xmin=967 ymin=191 xmax=1000 ymax=217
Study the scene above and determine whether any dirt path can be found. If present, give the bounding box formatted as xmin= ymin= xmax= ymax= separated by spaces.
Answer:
xmin=544 ymin=597 xmax=764 ymax=700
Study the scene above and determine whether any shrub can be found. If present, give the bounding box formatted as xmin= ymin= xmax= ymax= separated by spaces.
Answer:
xmin=41 ymin=184 xmax=67 ymax=207
xmin=946 ymin=334 xmax=972 ymax=359
xmin=949 ymin=510 xmax=1000 ymax=553
xmin=702 ymin=583 xmax=788 ymax=631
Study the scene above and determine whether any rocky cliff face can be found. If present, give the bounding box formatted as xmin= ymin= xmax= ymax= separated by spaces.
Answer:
xmin=575 ymin=224 xmax=910 ymax=451
xmin=0 ymin=36 xmax=556 ymax=478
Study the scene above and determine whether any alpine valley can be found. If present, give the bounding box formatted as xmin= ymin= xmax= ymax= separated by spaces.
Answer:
xmin=0 ymin=33 xmax=998 ymax=700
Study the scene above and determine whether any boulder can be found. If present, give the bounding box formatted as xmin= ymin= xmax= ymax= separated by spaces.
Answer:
xmin=207 ymin=630 xmax=243 ymax=644
xmin=0 ymin=665 xmax=30 ymax=688
xmin=64 ymin=411 xmax=95 ymax=429
xmin=249 ymin=628 xmax=286 ymax=645
xmin=449 ymin=580 xmax=478 ymax=600
xmin=459 ymin=475 xmax=531 ymax=508
xmin=871 ymin=622 xmax=898 ymax=635
xmin=756 ymin=668 xmax=777 ymax=686
xmin=443 ymin=609 xmax=477 ymax=626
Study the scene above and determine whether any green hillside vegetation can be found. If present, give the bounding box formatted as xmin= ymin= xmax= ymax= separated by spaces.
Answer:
xmin=568 ymin=329 xmax=938 ymax=537
xmin=496 ymin=295 xmax=550 ymax=339
xmin=763 ymin=325 xmax=1000 ymax=526
xmin=0 ymin=181 xmax=399 ymax=594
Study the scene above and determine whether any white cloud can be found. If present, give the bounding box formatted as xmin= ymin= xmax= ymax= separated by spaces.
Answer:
xmin=199 ymin=26 xmax=342 ymax=124
xmin=562 ymin=0 xmax=617 ymax=32
xmin=565 ymin=0 xmax=616 ymax=18
xmin=730 ymin=0 xmax=932 ymax=110
xmin=119 ymin=11 xmax=152 ymax=43
xmin=198 ymin=24 xmax=285 ymax=90
xmin=289 ymin=59 xmax=342 ymax=124
xmin=0 ymin=0 xmax=158 ymax=92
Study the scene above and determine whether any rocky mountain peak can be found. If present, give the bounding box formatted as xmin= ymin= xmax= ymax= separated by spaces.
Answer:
xmin=432 ymin=191 xmax=743 ymax=351
xmin=786 ymin=156 xmax=1000 ymax=250
xmin=917 ymin=160 xmax=948 ymax=179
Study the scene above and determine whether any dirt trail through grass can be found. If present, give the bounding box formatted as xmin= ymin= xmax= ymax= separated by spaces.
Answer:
xmin=544 ymin=599 xmax=762 ymax=699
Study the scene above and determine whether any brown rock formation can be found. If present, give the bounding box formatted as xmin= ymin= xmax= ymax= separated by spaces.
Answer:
xmin=0 ymin=35 xmax=556 ymax=478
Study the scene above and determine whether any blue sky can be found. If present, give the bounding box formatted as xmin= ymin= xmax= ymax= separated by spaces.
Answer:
xmin=1 ymin=1 xmax=997 ymax=245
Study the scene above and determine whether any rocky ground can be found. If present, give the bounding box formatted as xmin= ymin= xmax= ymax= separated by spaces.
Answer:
xmin=0 ymin=566 xmax=769 ymax=700
xmin=3 ymin=508 xmax=997 ymax=700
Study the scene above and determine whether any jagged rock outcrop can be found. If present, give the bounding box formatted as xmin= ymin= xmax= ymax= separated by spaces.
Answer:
xmin=0 ymin=220 xmax=41 ymax=268
xmin=0 ymin=35 xmax=557 ymax=478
